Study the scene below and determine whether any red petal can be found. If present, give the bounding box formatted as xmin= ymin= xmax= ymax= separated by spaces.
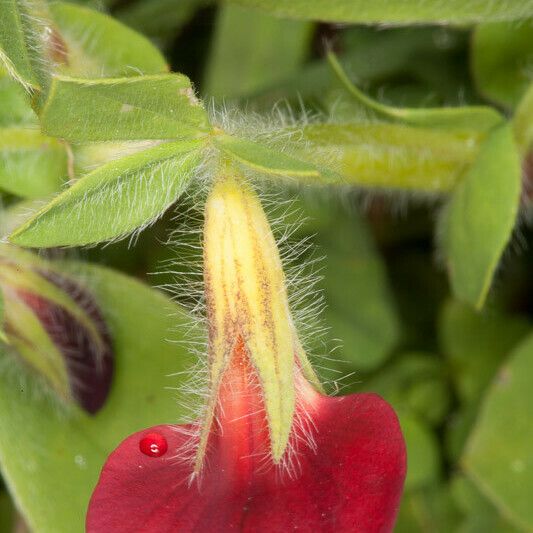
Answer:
xmin=87 ymin=392 xmax=405 ymax=532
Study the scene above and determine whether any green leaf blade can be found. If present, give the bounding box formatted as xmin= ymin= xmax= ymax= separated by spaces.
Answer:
xmin=0 ymin=128 xmax=67 ymax=198
xmin=472 ymin=20 xmax=533 ymax=110
xmin=328 ymin=52 xmax=503 ymax=132
xmin=0 ymin=0 xmax=41 ymax=90
xmin=204 ymin=4 xmax=312 ymax=99
xmin=225 ymin=0 xmax=533 ymax=24
xmin=213 ymin=134 xmax=322 ymax=179
xmin=10 ymin=140 xmax=204 ymax=247
xmin=40 ymin=74 xmax=210 ymax=142
xmin=463 ymin=332 xmax=533 ymax=531
xmin=49 ymin=2 xmax=168 ymax=78
xmin=440 ymin=124 xmax=522 ymax=309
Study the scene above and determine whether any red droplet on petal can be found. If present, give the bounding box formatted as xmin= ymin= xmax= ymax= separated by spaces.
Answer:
xmin=139 ymin=433 xmax=168 ymax=458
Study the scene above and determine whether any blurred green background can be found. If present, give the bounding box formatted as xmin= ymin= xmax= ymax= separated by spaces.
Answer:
xmin=1 ymin=0 xmax=533 ymax=531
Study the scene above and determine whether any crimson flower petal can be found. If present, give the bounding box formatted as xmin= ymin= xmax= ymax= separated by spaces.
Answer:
xmin=87 ymin=391 xmax=405 ymax=532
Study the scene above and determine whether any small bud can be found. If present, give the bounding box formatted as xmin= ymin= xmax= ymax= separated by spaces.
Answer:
xmin=198 ymin=173 xmax=322 ymax=467
xmin=0 ymin=244 xmax=113 ymax=413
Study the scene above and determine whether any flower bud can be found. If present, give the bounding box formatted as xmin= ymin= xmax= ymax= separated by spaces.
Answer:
xmin=198 ymin=173 xmax=322 ymax=467
xmin=0 ymin=244 xmax=113 ymax=413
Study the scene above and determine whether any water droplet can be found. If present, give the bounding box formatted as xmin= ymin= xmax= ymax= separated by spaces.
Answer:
xmin=139 ymin=433 xmax=168 ymax=457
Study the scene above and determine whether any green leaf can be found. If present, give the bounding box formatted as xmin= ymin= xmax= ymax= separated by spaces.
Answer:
xmin=395 ymin=484 xmax=460 ymax=533
xmin=212 ymin=134 xmax=324 ymax=179
xmin=224 ymin=0 xmax=533 ymax=24
xmin=400 ymin=413 xmax=440 ymax=491
xmin=463 ymin=332 xmax=533 ymax=532
xmin=440 ymin=124 xmax=521 ymax=308
xmin=328 ymin=52 xmax=502 ymax=132
xmin=472 ymin=20 xmax=533 ymax=110
xmin=0 ymin=73 xmax=36 ymax=126
xmin=0 ymin=128 xmax=67 ymax=198
xmin=204 ymin=4 xmax=312 ymax=98
xmin=40 ymin=74 xmax=210 ymax=142
xmin=0 ymin=262 xmax=199 ymax=533
xmin=115 ymin=0 xmax=201 ymax=44
xmin=49 ymin=2 xmax=168 ymax=78
xmin=451 ymin=476 xmax=521 ymax=533
xmin=313 ymin=204 xmax=400 ymax=371
xmin=513 ymin=83 xmax=533 ymax=155
xmin=0 ymin=0 xmax=51 ymax=90
xmin=10 ymin=140 xmax=204 ymax=247
xmin=0 ymin=197 xmax=45 ymax=238
xmin=439 ymin=300 xmax=529 ymax=406
xmin=360 ymin=353 xmax=450 ymax=426
xmin=297 ymin=123 xmax=483 ymax=192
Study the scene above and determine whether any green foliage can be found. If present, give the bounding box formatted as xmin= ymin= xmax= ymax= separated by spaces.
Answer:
xmin=10 ymin=140 xmax=203 ymax=246
xmin=451 ymin=476 xmax=521 ymax=532
xmin=224 ymin=0 xmax=533 ymax=23
xmin=440 ymin=124 xmax=521 ymax=309
xmin=0 ymin=263 xmax=198 ymax=533
xmin=297 ymin=122 xmax=483 ymax=192
xmin=310 ymin=203 xmax=400 ymax=371
xmin=1 ymin=0 xmax=533 ymax=531
xmin=464 ymin=333 xmax=533 ymax=531
xmin=328 ymin=52 xmax=503 ymax=132
xmin=400 ymin=413 xmax=441 ymax=491
xmin=40 ymin=74 xmax=210 ymax=142
xmin=439 ymin=300 xmax=529 ymax=461
xmin=115 ymin=0 xmax=202 ymax=45
xmin=0 ymin=127 xmax=67 ymax=198
xmin=439 ymin=300 xmax=529 ymax=406
xmin=0 ymin=73 xmax=35 ymax=125
xmin=472 ymin=20 xmax=533 ymax=109
xmin=213 ymin=134 xmax=323 ymax=179
xmin=395 ymin=484 xmax=460 ymax=532
xmin=49 ymin=2 xmax=168 ymax=77
xmin=204 ymin=4 xmax=312 ymax=98
xmin=0 ymin=0 xmax=50 ymax=90
xmin=514 ymin=83 xmax=533 ymax=155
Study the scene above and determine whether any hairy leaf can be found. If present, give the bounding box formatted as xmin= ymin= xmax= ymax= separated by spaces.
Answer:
xmin=49 ymin=2 xmax=168 ymax=78
xmin=10 ymin=140 xmax=204 ymax=247
xmin=212 ymin=134 xmax=325 ymax=179
xmin=40 ymin=74 xmax=210 ymax=142
xmin=0 ymin=0 xmax=51 ymax=90
xmin=297 ymin=123 xmax=483 ymax=192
